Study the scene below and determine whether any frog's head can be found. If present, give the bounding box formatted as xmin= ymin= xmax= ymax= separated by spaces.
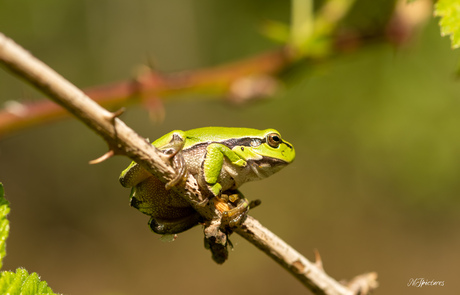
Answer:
xmin=233 ymin=128 xmax=295 ymax=179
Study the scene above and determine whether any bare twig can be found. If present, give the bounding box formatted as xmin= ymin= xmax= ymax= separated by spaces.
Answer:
xmin=0 ymin=32 xmax=378 ymax=295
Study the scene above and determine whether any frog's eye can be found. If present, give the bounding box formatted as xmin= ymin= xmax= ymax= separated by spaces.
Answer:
xmin=267 ymin=133 xmax=282 ymax=148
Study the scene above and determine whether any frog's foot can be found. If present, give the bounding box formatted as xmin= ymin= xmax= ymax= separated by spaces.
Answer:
xmin=214 ymin=193 xmax=250 ymax=228
xmin=148 ymin=212 xmax=201 ymax=235
xmin=165 ymin=151 xmax=187 ymax=190
xmin=191 ymin=196 xmax=210 ymax=207
xmin=248 ymin=199 xmax=262 ymax=210
xmin=155 ymin=133 xmax=187 ymax=190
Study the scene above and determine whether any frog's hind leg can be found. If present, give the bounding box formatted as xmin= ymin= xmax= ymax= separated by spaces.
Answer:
xmin=148 ymin=212 xmax=201 ymax=235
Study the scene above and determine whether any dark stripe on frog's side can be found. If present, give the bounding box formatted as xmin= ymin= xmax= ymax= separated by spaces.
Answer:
xmin=221 ymin=137 xmax=294 ymax=150
xmin=182 ymin=137 xmax=256 ymax=153
xmin=184 ymin=136 xmax=292 ymax=151
xmin=221 ymin=137 xmax=258 ymax=149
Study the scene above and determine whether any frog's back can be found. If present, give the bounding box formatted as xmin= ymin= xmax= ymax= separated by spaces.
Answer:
xmin=182 ymin=127 xmax=271 ymax=149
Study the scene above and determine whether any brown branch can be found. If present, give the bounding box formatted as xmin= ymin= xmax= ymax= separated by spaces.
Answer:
xmin=0 ymin=32 xmax=378 ymax=295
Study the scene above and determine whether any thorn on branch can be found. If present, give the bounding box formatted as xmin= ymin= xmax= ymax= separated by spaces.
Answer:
xmin=107 ymin=107 xmax=125 ymax=122
xmin=314 ymin=249 xmax=324 ymax=271
xmin=89 ymin=149 xmax=115 ymax=164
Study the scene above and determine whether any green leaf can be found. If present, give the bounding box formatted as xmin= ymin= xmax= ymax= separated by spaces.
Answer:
xmin=435 ymin=0 xmax=460 ymax=49
xmin=0 ymin=183 xmax=10 ymax=270
xmin=260 ymin=20 xmax=290 ymax=43
xmin=0 ymin=268 xmax=57 ymax=295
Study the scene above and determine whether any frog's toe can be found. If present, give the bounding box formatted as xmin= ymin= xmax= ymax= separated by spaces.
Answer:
xmin=220 ymin=197 xmax=250 ymax=228
xmin=248 ymin=199 xmax=262 ymax=210
xmin=165 ymin=152 xmax=187 ymax=190
xmin=222 ymin=207 xmax=249 ymax=228
xmin=208 ymin=183 xmax=222 ymax=197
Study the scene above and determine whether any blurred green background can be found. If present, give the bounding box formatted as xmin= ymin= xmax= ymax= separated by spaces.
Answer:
xmin=1 ymin=1 xmax=459 ymax=294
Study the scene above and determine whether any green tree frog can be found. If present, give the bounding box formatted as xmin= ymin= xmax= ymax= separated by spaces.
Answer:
xmin=119 ymin=127 xmax=295 ymax=235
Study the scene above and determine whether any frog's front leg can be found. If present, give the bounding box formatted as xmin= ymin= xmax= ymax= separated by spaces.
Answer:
xmin=203 ymin=143 xmax=247 ymax=197
xmin=156 ymin=131 xmax=187 ymax=190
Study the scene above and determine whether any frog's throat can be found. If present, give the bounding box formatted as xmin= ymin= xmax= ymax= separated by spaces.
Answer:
xmin=248 ymin=158 xmax=288 ymax=179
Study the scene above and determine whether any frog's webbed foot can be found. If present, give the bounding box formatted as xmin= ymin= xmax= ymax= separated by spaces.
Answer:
xmin=222 ymin=198 xmax=249 ymax=228
xmin=165 ymin=151 xmax=187 ymax=190
xmin=214 ymin=191 xmax=251 ymax=228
